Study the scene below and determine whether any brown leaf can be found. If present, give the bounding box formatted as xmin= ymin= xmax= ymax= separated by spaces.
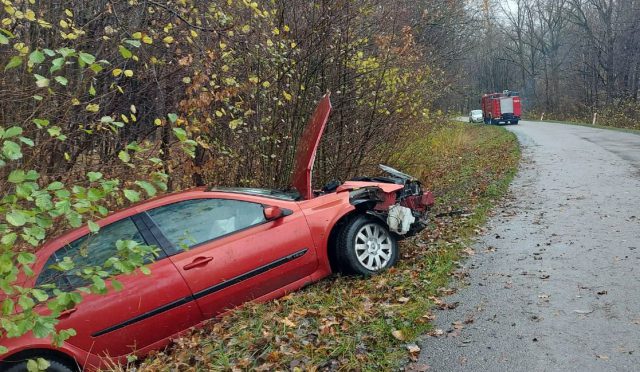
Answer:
xmin=281 ymin=317 xmax=296 ymax=327
xmin=405 ymin=362 xmax=430 ymax=371
xmin=406 ymin=343 xmax=421 ymax=354
xmin=266 ymin=351 xmax=281 ymax=363
xmin=428 ymin=328 xmax=444 ymax=337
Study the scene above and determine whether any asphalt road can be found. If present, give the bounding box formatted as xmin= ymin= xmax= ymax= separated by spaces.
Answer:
xmin=418 ymin=120 xmax=640 ymax=371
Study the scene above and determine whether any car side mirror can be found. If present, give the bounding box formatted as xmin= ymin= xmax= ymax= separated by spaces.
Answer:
xmin=263 ymin=206 xmax=284 ymax=220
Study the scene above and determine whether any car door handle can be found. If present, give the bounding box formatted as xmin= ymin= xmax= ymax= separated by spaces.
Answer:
xmin=58 ymin=308 xmax=77 ymax=319
xmin=183 ymin=256 xmax=214 ymax=270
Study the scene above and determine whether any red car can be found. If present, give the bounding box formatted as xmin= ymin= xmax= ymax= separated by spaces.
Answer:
xmin=1 ymin=95 xmax=434 ymax=371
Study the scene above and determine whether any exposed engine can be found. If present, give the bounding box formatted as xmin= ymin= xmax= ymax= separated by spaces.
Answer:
xmin=342 ymin=165 xmax=435 ymax=237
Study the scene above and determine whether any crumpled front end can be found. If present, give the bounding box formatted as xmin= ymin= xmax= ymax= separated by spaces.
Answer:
xmin=338 ymin=165 xmax=435 ymax=238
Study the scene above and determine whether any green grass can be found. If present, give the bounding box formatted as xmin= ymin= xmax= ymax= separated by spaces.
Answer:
xmin=132 ymin=121 xmax=521 ymax=372
xmin=525 ymin=117 xmax=640 ymax=136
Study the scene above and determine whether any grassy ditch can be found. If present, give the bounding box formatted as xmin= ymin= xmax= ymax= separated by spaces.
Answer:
xmin=131 ymin=122 xmax=520 ymax=371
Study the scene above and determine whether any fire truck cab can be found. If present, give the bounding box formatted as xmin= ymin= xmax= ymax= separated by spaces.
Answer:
xmin=481 ymin=90 xmax=521 ymax=125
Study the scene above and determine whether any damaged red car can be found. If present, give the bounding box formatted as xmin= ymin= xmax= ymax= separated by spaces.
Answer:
xmin=0 ymin=95 xmax=434 ymax=371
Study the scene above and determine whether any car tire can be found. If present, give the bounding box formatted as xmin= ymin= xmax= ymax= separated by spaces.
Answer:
xmin=336 ymin=215 xmax=398 ymax=276
xmin=4 ymin=359 xmax=76 ymax=372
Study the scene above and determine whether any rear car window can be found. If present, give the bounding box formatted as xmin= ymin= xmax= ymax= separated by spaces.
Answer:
xmin=36 ymin=217 xmax=148 ymax=292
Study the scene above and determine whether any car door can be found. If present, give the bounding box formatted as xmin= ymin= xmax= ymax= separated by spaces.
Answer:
xmin=143 ymin=197 xmax=317 ymax=318
xmin=34 ymin=216 xmax=202 ymax=359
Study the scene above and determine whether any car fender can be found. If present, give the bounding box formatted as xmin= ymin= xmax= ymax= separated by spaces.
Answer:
xmin=297 ymin=192 xmax=356 ymax=278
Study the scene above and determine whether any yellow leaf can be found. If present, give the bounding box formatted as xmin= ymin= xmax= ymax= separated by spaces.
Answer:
xmin=290 ymin=42 xmax=297 ymax=49
xmin=272 ymin=27 xmax=280 ymax=35
xmin=85 ymin=103 xmax=100 ymax=113
xmin=283 ymin=91 xmax=292 ymax=101
xmin=283 ymin=25 xmax=290 ymax=32
xmin=190 ymin=30 xmax=198 ymax=38
xmin=241 ymin=25 xmax=251 ymax=33
xmin=124 ymin=69 xmax=133 ymax=77
xmin=112 ymin=68 xmax=123 ymax=76
xmin=142 ymin=35 xmax=153 ymax=44
xmin=262 ymin=81 xmax=271 ymax=88
xmin=392 ymin=330 xmax=405 ymax=340
xmin=121 ymin=114 xmax=129 ymax=123
xmin=219 ymin=41 xmax=226 ymax=50
xmin=132 ymin=32 xmax=142 ymax=39
xmin=71 ymin=98 xmax=80 ymax=105
xmin=266 ymin=39 xmax=273 ymax=47
xmin=37 ymin=19 xmax=52 ymax=28
xmin=249 ymin=76 xmax=259 ymax=84
xmin=65 ymin=9 xmax=73 ymax=17
xmin=154 ymin=118 xmax=162 ymax=126
xmin=24 ymin=10 xmax=36 ymax=21
xmin=59 ymin=19 xmax=69 ymax=28
xmin=228 ymin=118 xmax=243 ymax=130
xmin=64 ymin=152 xmax=70 ymax=161
xmin=163 ymin=36 xmax=174 ymax=44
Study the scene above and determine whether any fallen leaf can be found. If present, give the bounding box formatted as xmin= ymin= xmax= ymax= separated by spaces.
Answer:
xmin=405 ymin=362 xmax=430 ymax=371
xmin=462 ymin=247 xmax=475 ymax=256
xmin=428 ymin=329 xmax=444 ymax=337
xmin=596 ymin=354 xmax=609 ymax=360
xmin=281 ymin=317 xmax=296 ymax=327
xmin=392 ymin=330 xmax=405 ymax=341
xmin=406 ymin=343 xmax=421 ymax=353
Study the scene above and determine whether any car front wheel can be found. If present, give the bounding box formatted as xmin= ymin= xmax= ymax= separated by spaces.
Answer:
xmin=337 ymin=215 xmax=398 ymax=275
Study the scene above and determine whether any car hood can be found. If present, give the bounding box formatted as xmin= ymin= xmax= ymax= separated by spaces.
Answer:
xmin=291 ymin=94 xmax=332 ymax=200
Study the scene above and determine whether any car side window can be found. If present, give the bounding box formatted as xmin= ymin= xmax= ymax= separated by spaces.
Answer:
xmin=146 ymin=199 xmax=266 ymax=252
xmin=36 ymin=217 xmax=149 ymax=292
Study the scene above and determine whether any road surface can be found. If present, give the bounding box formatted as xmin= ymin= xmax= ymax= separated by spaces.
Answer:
xmin=418 ymin=120 xmax=640 ymax=371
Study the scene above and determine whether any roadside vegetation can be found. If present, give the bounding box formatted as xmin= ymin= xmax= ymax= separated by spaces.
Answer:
xmin=0 ymin=0 xmax=475 ymax=353
xmin=133 ymin=122 xmax=520 ymax=371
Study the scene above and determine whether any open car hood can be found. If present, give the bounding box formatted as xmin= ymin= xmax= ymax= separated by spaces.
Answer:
xmin=291 ymin=94 xmax=332 ymax=200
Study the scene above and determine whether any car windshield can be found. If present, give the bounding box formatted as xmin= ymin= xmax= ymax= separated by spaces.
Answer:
xmin=471 ymin=110 xmax=482 ymax=115
xmin=208 ymin=187 xmax=300 ymax=201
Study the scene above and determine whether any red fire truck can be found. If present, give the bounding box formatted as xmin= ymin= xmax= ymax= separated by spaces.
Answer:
xmin=481 ymin=90 xmax=521 ymax=125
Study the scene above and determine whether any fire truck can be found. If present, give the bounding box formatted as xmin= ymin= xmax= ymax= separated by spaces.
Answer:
xmin=481 ymin=90 xmax=521 ymax=125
